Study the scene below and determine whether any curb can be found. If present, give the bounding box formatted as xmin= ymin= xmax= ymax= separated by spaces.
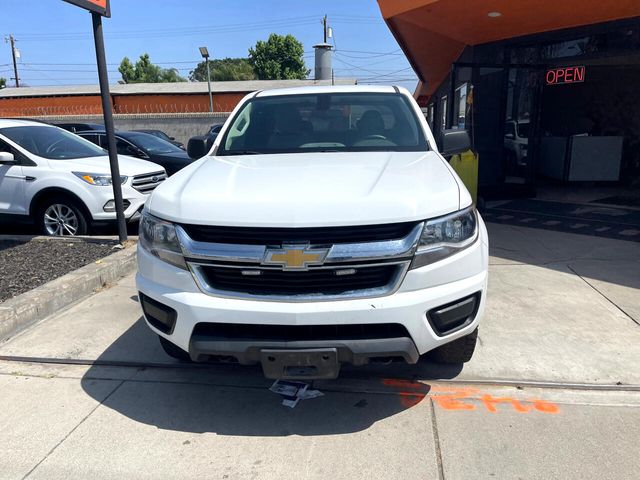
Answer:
xmin=0 ymin=245 xmax=137 ymax=342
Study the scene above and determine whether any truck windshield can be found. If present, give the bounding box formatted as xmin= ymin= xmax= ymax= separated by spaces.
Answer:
xmin=0 ymin=125 xmax=105 ymax=160
xmin=217 ymin=92 xmax=428 ymax=155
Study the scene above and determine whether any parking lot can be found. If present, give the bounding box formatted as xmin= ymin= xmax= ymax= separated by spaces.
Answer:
xmin=1 ymin=222 xmax=638 ymax=480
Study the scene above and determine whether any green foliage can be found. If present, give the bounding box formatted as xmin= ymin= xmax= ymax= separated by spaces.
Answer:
xmin=248 ymin=34 xmax=309 ymax=80
xmin=118 ymin=54 xmax=186 ymax=83
xmin=189 ymin=58 xmax=255 ymax=82
xmin=0 ymin=77 xmax=6 ymax=89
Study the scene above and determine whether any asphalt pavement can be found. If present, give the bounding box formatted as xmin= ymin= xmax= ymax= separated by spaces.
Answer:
xmin=0 ymin=223 xmax=639 ymax=479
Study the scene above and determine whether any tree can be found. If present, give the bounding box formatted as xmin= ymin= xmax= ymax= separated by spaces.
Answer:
xmin=0 ymin=77 xmax=6 ymax=89
xmin=248 ymin=34 xmax=309 ymax=80
xmin=118 ymin=53 xmax=186 ymax=83
xmin=189 ymin=57 xmax=255 ymax=82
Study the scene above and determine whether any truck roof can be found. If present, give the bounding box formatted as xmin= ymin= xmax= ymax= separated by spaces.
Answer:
xmin=254 ymin=84 xmax=410 ymax=98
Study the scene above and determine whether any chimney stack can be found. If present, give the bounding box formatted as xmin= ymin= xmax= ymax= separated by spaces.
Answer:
xmin=313 ymin=43 xmax=333 ymax=81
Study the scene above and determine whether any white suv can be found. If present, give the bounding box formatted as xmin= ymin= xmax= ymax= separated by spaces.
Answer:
xmin=0 ymin=119 xmax=167 ymax=235
xmin=136 ymin=86 xmax=488 ymax=379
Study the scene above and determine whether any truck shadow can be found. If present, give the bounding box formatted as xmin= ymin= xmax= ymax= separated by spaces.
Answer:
xmin=80 ymin=317 xmax=462 ymax=436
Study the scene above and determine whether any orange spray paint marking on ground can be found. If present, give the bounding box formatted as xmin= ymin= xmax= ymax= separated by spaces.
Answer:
xmin=532 ymin=399 xmax=560 ymax=414
xmin=381 ymin=379 xmax=560 ymax=414
xmin=431 ymin=387 xmax=479 ymax=411
xmin=381 ymin=379 xmax=430 ymax=407
xmin=480 ymin=394 xmax=531 ymax=413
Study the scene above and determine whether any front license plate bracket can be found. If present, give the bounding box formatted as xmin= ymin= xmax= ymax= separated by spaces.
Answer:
xmin=260 ymin=348 xmax=340 ymax=380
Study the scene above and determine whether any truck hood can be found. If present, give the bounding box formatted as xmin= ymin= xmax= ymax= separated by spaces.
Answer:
xmin=49 ymin=155 xmax=164 ymax=176
xmin=148 ymin=151 xmax=463 ymax=227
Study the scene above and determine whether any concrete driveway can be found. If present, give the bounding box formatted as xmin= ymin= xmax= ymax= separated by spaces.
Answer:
xmin=1 ymin=223 xmax=639 ymax=479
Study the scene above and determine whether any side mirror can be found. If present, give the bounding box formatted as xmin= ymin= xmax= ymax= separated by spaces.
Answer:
xmin=169 ymin=136 xmax=175 ymax=141
xmin=505 ymin=133 xmax=515 ymax=140
xmin=187 ymin=135 xmax=209 ymax=159
xmin=439 ymin=129 xmax=471 ymax=157
xmin=0 ymin=152 xmax=16 ymax=164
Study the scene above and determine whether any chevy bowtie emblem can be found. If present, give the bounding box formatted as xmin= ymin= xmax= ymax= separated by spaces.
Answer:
xmin=263 ymin=246 xmax=329 ymax=270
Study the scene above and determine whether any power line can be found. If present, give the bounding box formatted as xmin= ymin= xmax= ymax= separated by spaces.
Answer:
xmin=11 ymin=17 xmax=324 ymax=42
xmin=337 ymin=49 xmax=404 ymax=56
xmin=13 ymin=15 xmax=320 ymax=37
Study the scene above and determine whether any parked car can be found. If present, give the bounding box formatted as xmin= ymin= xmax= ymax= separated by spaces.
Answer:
xmin=208 ymin=124 xmax=224 ymax=136
xmin=137 ymin=85 xmax=489 ymax=379
xmin=0 ymin=119 xmax=166 ymax=236
xmin=77 ymin=130 xmax=193 ymax=176
xmin=504 ymin=119 xmax=529 ymax=170
xmin=133 ymin=129 xmax=185 ymax=150
xmin=202 ymin=123 xmax=224 ymax=150
xmin=54 ymin=122 xmax=104 ymax=133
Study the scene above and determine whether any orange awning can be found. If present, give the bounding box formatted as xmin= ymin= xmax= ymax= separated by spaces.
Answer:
xmin=378 ymin=0 xmax=640 ymax=99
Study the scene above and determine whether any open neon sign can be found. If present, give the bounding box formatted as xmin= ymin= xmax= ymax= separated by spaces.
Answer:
xmin=546 ymin=66 xmax=585 ymax=85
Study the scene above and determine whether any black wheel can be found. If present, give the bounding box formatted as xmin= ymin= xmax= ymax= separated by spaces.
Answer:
xmin=158 ymin=336 xmax=192 ymax=362
xmin=429 ymin=328 xmax=478 ymax=364
xmin=37 ymin=195 xmax=88 ymax=236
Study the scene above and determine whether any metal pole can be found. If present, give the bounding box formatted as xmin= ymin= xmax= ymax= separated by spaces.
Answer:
xmin=205 ymin=58 xmax=213 ymax=112
xmin=447 ymin=65 xmax=456 ymax=129
xmin=92 ymin=12 xmax=127 ymax=243
xmin=9 ymin=35 xmax=19 ymax=87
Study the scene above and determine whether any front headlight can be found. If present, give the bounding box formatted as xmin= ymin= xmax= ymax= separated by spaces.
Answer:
xmin=73 ymin=172 xmax=127 ymax=186
xmin=139 ymin=211 xmax=187 ymax=270
xmin=411 ymin=207 xmax=478 ymax=269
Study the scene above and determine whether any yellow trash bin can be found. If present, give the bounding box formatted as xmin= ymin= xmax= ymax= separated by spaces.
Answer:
xmin=449 ymin=149 xmax=479 ymax=205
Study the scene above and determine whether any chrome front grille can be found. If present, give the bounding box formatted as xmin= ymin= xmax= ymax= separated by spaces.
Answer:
xmin=176 ymin=222 xmax=423 ymax=301
xmin=132 ymin=171 xmax=167 ymax=194
xmin=197 ymin=264 xmax=401 ymax=297
xmin=180 ymin=222 xmax=419 ymax=245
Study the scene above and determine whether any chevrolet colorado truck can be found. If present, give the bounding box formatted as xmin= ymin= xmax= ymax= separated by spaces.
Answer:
xmin=136 ymin=85 xmax=488 ymax=380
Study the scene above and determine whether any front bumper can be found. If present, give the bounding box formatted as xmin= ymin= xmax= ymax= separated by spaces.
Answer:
xmin=136 ymin=216 xmax=489 ymax=376
xmin=89 ymin=184 xmax=148 ymax=222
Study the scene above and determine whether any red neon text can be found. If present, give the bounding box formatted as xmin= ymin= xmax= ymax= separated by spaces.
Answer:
xmin=546 ymin=66 xmax=585 ymax=85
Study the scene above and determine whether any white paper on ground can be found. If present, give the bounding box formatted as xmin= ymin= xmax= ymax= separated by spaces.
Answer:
xmin=270 ymin=379 xmax=323 ymax=408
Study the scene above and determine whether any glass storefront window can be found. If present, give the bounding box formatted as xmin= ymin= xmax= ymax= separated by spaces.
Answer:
xmin=426 ymin=103 xmax=435 ymax=128
xmin=441 ymin=96 xmax=447 ymax=130
xmin=511 ymin=24 xmax=640 ymax=63
xmin=454 ymin=84 xmax=467 ymax=129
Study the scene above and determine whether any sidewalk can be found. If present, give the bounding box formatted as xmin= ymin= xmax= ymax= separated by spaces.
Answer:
xmin=0 ymin=223 xmax=638 ymax=479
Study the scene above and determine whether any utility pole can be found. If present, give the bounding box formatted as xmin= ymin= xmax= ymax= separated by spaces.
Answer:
xmin=7 ymin=35 xmax=20 ymax=87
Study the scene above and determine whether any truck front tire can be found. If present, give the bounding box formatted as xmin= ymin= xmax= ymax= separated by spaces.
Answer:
xmin=429 ymin=328 xmax=478 ymax=364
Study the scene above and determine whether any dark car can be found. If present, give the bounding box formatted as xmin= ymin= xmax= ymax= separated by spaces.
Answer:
xmin=54 ymin=122 xmax=104 ymax=133
xmin=133 ymin=129 xmax=185 ymax=150
xmin=201 ymin=123 xmax=224 ymax=149
xmin=77 ymin=130 xmax=193 ymax=176
xmin=209 ymin=124 xmax=224 ymax=136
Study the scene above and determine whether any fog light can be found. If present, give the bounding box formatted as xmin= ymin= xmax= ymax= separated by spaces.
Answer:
xmin=427 ymin=293 xmax=480 ymax=336
xmin=103 ymin=199 xmax=131 ymax=212
xmin=139 ymin=293 xmax=177 ymax=334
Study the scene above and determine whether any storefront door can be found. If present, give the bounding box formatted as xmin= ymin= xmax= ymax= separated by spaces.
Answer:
xmin=503 ymin=67 xmax=543 ymax=188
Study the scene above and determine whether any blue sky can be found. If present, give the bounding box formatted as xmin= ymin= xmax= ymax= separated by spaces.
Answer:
xmin=0 ymin=0 xmax=417 ymax=91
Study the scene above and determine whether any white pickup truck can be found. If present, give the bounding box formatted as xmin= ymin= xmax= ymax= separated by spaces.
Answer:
xmin=136 ymin=85 xmax=488 ymax=379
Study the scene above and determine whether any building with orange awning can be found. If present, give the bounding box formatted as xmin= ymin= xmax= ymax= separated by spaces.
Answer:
xmin=378 ymin=0 xmax=640 ymax=206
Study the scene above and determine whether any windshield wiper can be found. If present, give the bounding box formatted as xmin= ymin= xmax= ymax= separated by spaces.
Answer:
xmin=224 ymin=150 xmax=262 ymax=155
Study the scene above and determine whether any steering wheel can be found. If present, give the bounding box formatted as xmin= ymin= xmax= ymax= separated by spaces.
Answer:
xmin=46 ymin=138 xmax=67 ymax=155
xmin=364 ymin=134 xmax=387 ymax=140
